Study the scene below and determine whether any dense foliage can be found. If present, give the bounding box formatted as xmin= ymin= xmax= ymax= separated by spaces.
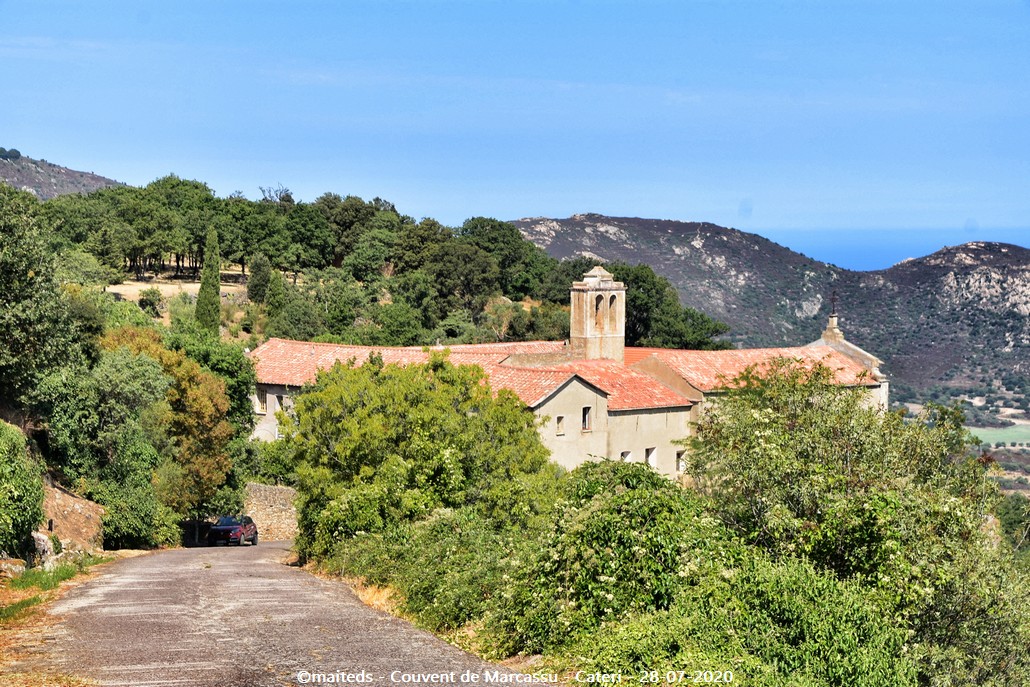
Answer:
xmin=290 ymin=357 xmax=1030 ymax=686
xmin=688 ymin=359 xmax=1030 ymax=685
xmin=0 ymin=421 xmax=44 ymax=558
xmin=287 ymin=354 xmax=555 ymax=560
xmin=0 ymin=185 xmax=80 ymax=405
xmin=32 ymin=176 xmax=729 ymax=351
xmin=0 ymin=183 xmax=259 ymax=549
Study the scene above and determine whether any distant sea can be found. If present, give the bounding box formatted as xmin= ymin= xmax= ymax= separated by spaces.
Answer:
xmin=757 ymin=228 xmax=1029 ymax=272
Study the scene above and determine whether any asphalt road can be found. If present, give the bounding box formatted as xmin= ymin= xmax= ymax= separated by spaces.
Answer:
xmin=23 ymin=541 xmax=514 ymax=687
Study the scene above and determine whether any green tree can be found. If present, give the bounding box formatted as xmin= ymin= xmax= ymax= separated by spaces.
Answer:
xmin=102 ymin=328 xmax=235 ymax=523
xmin=265 ymin=270 xmax=287 ymax=318
xmin=457 ymin=217 xmax=551 ymax=299
xmin=287 ymin=354 xmax=551 ymax=560
xmin=0 ymin=421 xmax=44 ymax=558
xmin=164 ymin=322 xmax=257 ymax=436
xmin=0 ymin=184 xmax=77 ymax=406
xmin=425 ymin=241 xmax=500 ymax=315
xmin=37 ymin=347 xmax=169 ymax=483
xmin=195 ymin=226 xmax=221 ymax=334
xmin=247 ymin=253 xmax=272 ymax=304
xmin=687 ymin=359 xmax=1030 ymax=685
xmin=609 ymin=262 xmax=731 ymax=349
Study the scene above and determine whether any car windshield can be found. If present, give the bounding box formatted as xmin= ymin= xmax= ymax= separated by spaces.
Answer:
xmin=215 ymin=517 xmax=241 ymax=526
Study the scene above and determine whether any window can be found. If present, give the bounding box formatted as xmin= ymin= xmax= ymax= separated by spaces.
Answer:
xmin=556 ymin=415 xmax=565 ymax=436
xmin=676 ymin=450 xmax=686 ymax=474
xmin=256 ymin=388 xmax=267 ymax=414
xmin=609 ymin=294 xmax=618 ymax=330
xmin=594 ymin=294 xmax=605 ymax=331
xmin=275 ymin=394 xmax=285 ymax=411
xmin=620 ymin=450 xmax=632 ymax=462
xmin=645 ymin=447 xmax=656 ymax=467
xmin=581 ymin=406 xmax=592 ymax=431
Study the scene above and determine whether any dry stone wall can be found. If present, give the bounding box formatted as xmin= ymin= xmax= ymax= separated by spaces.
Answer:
xmin=42 ymin=478 xmax=104 ymax=553
xmin=244 ymin=482 xmax=298 ymax=542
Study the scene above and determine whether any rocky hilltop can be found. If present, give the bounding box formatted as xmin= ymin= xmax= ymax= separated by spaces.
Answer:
xmin=0 ymin=152 xmax=122 ymax=199
xmin=513 ymin=214 xmax=1029 ymax=400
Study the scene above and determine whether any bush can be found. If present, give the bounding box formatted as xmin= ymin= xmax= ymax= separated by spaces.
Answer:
xmin=0 ymin=421 xmax=44 ymax=558
xmin=488 ymin=462 xmax=736 ymax=655
xmin=138 ymin=287 xmax=163 ymax=317
xmin=92 ymin=479 xmax=164 ymax=549
xmin=576 ymin=556 xmax=916 ymax=687
xmin=333 ymin=508 xmax=521 ymax=632
xmin=292 ymin=355 xmax=551 ymax=561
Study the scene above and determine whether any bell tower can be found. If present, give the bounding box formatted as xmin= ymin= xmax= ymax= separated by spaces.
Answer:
xmin=569 ymin=266 xmax=625 ymax=361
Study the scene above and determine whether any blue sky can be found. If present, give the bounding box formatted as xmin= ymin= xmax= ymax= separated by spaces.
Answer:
xmin=2 ymin=0 xmax=1028 ymax=270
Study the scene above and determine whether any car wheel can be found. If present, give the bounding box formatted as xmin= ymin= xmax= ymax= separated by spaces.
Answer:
xmin=252 ymin=533 xmax=258 ymax=546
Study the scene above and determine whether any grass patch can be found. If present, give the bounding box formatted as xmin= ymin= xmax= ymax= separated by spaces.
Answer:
xmin=969 ymin=424 xmax=1030 ymax=446
xmin=9 ymin=554 xmax=111 ymax=592
xmin=0 ymin=595 xmax=42 ymax=622
xmin=10 ymin=565 xmax=78 ymax=591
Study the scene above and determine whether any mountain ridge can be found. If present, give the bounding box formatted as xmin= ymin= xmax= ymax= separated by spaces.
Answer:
xmin=0 ymin=153 xmax=123 ymax=199
xmin=512 ymin=214 xmax=1029 ymax=403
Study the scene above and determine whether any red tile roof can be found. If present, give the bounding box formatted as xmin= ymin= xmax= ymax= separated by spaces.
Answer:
xmin=249 ymin=339 xmax=577 ymax=406
xmin=628 ymin=345 xmax=877 ymax=391
xmin=477 ymin=364 xmax=580 ymax=407
xmin=251 ymin=338 xmax=875 ymax=414
xmin=538 ymin=360 xmax=694 ymax=411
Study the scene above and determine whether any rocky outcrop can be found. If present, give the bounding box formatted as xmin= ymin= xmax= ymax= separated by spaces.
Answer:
xmin=244 ymin=482 xmax=297 ymax=542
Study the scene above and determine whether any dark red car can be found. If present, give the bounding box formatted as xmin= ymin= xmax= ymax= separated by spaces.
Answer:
xmin=207 ymin=516 xmax=258 ymax=546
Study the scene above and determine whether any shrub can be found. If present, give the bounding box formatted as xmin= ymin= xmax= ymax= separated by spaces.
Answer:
xmin=0 ymin=421 xmax=44 ymax=558
xmin=92 ymin=479 xmax=164 ymax=549
xmin=333 ymin=508 xmax=522 ymax=632
xmin=138 ymin=287 xmax=163 ymax=317
xmin=576 ymin=556 xmax=916 ymax=687
xmin=488 ymin=462 xmax=736 ymax=655
xmin=291 ymin=355 xmax=551 ymax=561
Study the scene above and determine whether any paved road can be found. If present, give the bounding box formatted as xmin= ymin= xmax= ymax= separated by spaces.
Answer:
xmin=20 ymin=542 xmax=513 ymax=687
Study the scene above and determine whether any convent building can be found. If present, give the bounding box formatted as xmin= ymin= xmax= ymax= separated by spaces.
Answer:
xmin=249 ymin=266 xmax=888 ymax=477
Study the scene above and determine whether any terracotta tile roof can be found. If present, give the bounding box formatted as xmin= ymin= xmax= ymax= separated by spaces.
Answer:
xmin=249 ymin=339 xmax=434 ymax=387
xmin=436 ymin=341 xmax=567 ymax=355
xmin=628 ymin=346 xmax=877 ymax=391
xmin=251 ymin=338 xmax=873 ymax=414
xmin=477 ymin=364 xmax=580 ymax=407
xmin=537 ymin=359 xmax=694 ymax=411
xmin=249 ymin=339 xmax=573 ymax=404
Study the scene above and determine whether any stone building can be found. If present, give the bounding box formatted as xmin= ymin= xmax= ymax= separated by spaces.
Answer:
xmin=249 ymin=267 xmax=887 ymax=477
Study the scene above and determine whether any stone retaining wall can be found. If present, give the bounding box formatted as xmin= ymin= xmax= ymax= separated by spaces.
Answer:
xmin=43 ymin=478 xmax=104 ymax=553
xmin=244 ymin=482 xmax=298 ymax=542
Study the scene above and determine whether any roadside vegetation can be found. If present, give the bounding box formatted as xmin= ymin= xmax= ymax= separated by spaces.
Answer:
xmin=278 ymin=357 xmax=1030 ymax=687
xmin=3 ymin=174 xmax=1030 ymax=684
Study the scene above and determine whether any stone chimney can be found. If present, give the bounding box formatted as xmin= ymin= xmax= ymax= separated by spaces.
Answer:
xmin=569 ymin=266 xmax=625 ymax=361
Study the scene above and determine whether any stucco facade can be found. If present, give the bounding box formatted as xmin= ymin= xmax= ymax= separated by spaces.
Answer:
xmin=534 ymin=379 xmax=612 ymax=471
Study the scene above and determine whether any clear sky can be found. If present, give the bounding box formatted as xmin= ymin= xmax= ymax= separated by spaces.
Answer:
xmin=2 ymin=0 xmax=1028 ymax=270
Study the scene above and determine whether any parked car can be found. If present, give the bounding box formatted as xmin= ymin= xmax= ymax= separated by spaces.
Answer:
xmin=207 ymin=515 xmax=258 ymax=546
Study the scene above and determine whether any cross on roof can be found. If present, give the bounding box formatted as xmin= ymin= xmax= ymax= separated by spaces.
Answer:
xmin=830 ymin=289 xmax=838 ymax=315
